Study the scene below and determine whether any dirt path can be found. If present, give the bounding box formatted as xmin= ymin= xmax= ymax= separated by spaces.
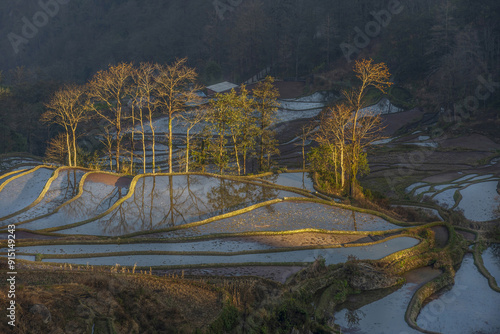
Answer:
xmin=85 ymin=173 xmax=132 ymax=188
xmin=158 ymin=266 xmax=304 ymax=284
xmin=231 ymin=232 xmax=369 ymax=248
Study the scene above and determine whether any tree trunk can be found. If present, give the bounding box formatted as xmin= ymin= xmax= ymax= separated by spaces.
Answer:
xmin=72 ymin=127 xmax=77 ymax=167
xmin=185 ymin=128 xmax=190 ymax=173
xmin=243 ymin=150 xmax=247 ymax=175
xmin=333 ymin=145 xmax=338 ymax=188
xmin=149 ymin=107 xmax=156 ymax=174
xmin=219 ymin=133 xmax=224 ymax=175
xmin=140 ymin=110 xmax=146 ymax=174
xmin=130 ymin=108 xmax=135 ymax=173
xmin=302 ymin=140 xmax=306 ymax=170
xmin=66 ymin=131 xmax=72 ymax=167
xmin=168 ymin=115 xmax=173 ymax=173
xmin=340 ymin=144 xmax=345 ymax=190
xmin=233 ymin=135 xmax=240 ymax=176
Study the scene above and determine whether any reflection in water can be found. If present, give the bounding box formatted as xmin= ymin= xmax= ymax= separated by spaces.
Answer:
xmin=418 ymin=254 xmax=500 ymax=333
xmin=0 ymin=168 xmax=54 ymax=218
xmin=3 ymin=169 xmax=84 ymax=225
xmin=335 ymin=267 xmax=441 ymax=334
xmin=60 ymin=175 xmax=286 ymax=236
xmin=166 ymin=201 xmax=398 ymax=238
xmin=482 ymin=243 xmax=500 ymax=284
xmin=491 ymin=243 xmax=500 ymax=264
xmin=19 ymin=174 xmax=127 ymax=230
xmin=262 ymin=172 xmax=315 ymax=191
xmin=345 ymin=309 xmax=365 ymax=327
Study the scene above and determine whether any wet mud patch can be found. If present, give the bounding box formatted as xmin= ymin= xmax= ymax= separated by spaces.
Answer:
xmin=431 ymin=225 xmax=449 ymax=248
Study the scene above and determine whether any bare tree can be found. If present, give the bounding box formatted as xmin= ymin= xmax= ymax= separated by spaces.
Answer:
xmin=343 ymin=59 xmax=391 ymax=194
xmin=155 ymin=58 xmax=201 ymax=173
xmin=180 ymin=106 xmax=206 ymax=173
xmin=88 ymin=63 xmax=134 ymax=172
xmin=134 ymin=63 xmax=159 ymax=174
xmin=296 ymin=122 xmax=316 ymax=170
xmin=41 ymin=84 xmax=88 ymax=167
xmin=44 ymin=133 xmax=68 ymax=165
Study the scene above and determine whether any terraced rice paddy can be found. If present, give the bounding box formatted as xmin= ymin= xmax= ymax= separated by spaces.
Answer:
xmin=482 ymin=244 xmax=500 ymax=284
xmin=13 ymin=237 xmax=419 ymax=267
xmin=417 ymin=254 xmax=500 ymax=333
xmin=0 ymin=167 xmax=55 ymax=218
xmin=18 ymin=172 xmax=129 ymax=230
xmin=164 ymin=201 xmax=400 ymax=239
xmin=406 ymin=173 xmax=500 ymax=222
xmin=260 ymin=172 xmax=315 ymax=192
xmin=1 ymin=159 xmax=499 ymax=333
xmin=2 ymin=169 xmax=85 ymax=225
xmin=335 ymin=267 xmax=441 ymax=334
xmin=55 ymin=175 xmax=304 ymax=236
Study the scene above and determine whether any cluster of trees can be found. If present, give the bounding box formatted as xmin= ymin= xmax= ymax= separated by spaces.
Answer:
xmin=2 ymin=0 xmax=498 ymax=89
xmin=1 ymin=0 xmax=499 ymax=159
xmin=206 ymin=77 xmax=279 ymax=175
xmin=41 ymin=59 xmax=200 ymax=174
xmin=41 ymin=60 xmax=280 ymax=175
xmin=309 ymin=59 xmax=391 ymax=196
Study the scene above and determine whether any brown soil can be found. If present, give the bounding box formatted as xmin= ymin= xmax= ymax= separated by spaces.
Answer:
xmin=85 ymin=173 xmax=132 ymax=188
xmin=0 ymin=265 xmax=222 ymax=333
xmin=245 ymin=80 xmax=306 ymax=99
xmin=232 ymin=232 xmax=368 ymax=248
xmin=457 ymin=230 xmax=476 ymax=241
xmin=404 ymin=266 xmax=442 ymax=284
xmin=380 ymin=108 xmax=426 ymax=136
xmin=438 ymin=134 xmax=500 ymax=151
xmin=422 ymin=172 xmax=470 ymax=184
xmin=274 ymin=81 xmax=306 ymax=99
xmin=431 ymin=225 xmax=449 ymax=248
xmin=160 ymin=266 xmax=304 ymax=284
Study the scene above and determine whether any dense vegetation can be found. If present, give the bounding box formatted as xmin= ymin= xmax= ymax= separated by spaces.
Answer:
xmin=0 ymin=0 xmax=499 ymax=156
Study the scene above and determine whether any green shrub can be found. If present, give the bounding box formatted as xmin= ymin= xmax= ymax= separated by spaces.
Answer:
xmin=208 ymin=303 xmax=239 ymax=333
xmin=270 ymin=298 xmax=308 ymax=333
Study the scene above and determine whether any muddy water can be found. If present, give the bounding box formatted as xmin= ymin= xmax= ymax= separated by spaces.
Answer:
xmin=334 ymin=267 xmax=441 ymax=334
xmin=417 ymin=254 xmax=500 ymax=333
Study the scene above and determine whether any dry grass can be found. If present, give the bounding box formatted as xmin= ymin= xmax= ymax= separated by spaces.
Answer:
xmin=0 ymin=259 xmax=224 ymax=333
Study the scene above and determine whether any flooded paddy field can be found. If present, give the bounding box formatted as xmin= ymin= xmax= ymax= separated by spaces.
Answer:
xmin=14 ymin=237 xmax=419 ymax=267
xmin=417 ymin=254 xmax=500 ymax=333
xmin=0 ymin=167 xmax=55 ymax=219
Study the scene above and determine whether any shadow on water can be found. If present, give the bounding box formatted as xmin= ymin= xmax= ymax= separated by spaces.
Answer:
xmin=18 ymin=174 xmax=128 ymax=230
xmin=60 ymin=175 xmax=288 ymax=236
xmin=2 ymin=169 xmax=85 ymax=226
xmin=334 ymin=267 xmax=441 ymax=334
xmin=481 ymin=243 xmax=500 ymax=287
xmin=417 ymin=254 xmax=500 ymax=333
